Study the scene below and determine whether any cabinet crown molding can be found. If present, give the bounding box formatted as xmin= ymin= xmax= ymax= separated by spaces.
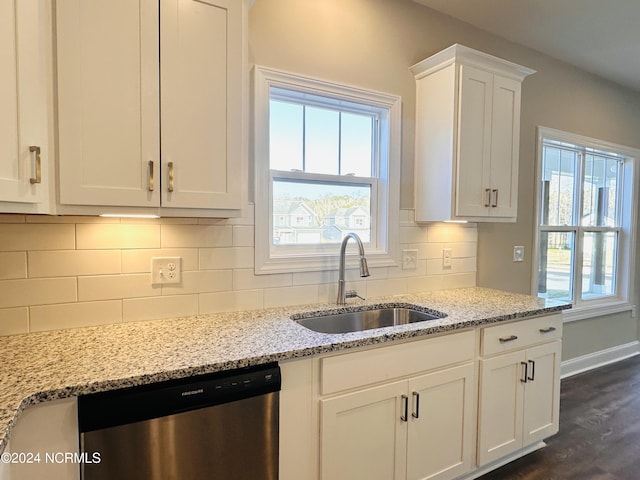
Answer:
xmin=411 ymin=43 xmax=536 ymax=82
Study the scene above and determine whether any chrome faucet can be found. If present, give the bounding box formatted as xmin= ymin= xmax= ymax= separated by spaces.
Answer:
xmin=336 ymin=232 xmax=370 ymax=305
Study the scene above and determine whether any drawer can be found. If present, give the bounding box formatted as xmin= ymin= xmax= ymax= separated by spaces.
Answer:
xmin=481 ymin=314 xmax=562 ymax=356
xmin=320 ymin=329 xmax=475 ymax=396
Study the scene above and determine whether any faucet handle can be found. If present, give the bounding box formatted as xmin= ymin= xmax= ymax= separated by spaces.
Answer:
xmin=345 ymin=290 xmax=365 ymax=301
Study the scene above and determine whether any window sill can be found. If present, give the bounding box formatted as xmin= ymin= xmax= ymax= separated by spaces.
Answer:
xmin=562 ymin=301 xmax=636 ymax=323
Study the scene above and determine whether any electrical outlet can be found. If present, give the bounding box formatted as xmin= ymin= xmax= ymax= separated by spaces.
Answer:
xmin=513 ymin=246 xmax=525 ymax=262
xmin=402 ymin=249 xmax=418 ymax=270
xmin=151 ymin=257 xmax=182 ymax=285
xmin=443 ymin=248 xmax=453 ymax=268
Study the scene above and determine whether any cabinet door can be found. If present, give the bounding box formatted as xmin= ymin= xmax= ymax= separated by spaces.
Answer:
xmin=160 ymin=0 xmax=241 ymax=209
xmin=477 ymin=350 xmax=525 ymax=466
xmin=489 ymin=75 xmax=521 ymax=217
xmin=407 ymin=363 xmax=475 ymax=480
xmin=456 ymin=64 xmax=492 ymax=217
xmin=0 ymin=0 xmax=49 ymax=209
xmin=57 ymin=0 xmax=160 ymax=207
xmin=523 ymin=341 xmax=561 ymax=445
xmin=320 ymin=381 xmax=407 ymax=480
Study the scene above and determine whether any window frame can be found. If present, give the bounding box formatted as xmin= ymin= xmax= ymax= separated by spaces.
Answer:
xmin=533 ymin=126 xmax=638 ymax=322
xmin=253 ymin=65 xmax=401 ymax=274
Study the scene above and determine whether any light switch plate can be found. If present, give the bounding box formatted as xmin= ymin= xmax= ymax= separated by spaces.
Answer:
xmin=151 ymin=257 xmax=182 ymax=285
xmin=402 ymin=249 xmax=418 ymax=270
xmin=513 ymin=246 xmax=525 ymax=262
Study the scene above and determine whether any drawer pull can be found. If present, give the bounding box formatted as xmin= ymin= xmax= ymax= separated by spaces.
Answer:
xmin=528 ymin=360 xmax=536 ymax=381
xmin=521 ymin=362 xmax=528 ymax=383
xmin=539 ymin=326 xmax=557 ymax=334
xmin=411 ymin=391 xmax=420 ymax=419
xmin=499 ymin=335 xmax=518 ymax=343
xmin=400 ymin=394 xmax=409 ymax=422
xmin=484 ymin=188 xmax=491 ymax=207
xmin=29 ymin=146 xmax=41 ymax=184
xmin=148 ymin=160 xmax=155 ymax=191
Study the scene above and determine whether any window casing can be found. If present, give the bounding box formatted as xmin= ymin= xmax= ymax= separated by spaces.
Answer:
xmin=534 ymin=127 xmax=638 ymax=321
xmin=253 ymin=66 xmax=401 ymax=274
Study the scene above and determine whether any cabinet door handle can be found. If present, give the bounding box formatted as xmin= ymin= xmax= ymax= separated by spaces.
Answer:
xmin=400 ymin=394 xmax=409 ymax=422
xmin=411 ymin=391 xmax=420 ymax=419
xmin=492 ymin=189 xmax=498 ymax=207
xmin=539 ymin=326 xmax=557 ymax=334
xmin=520 ymin=362 xmax=528 ymax=383
xmin=168 ymin=161 xmax=175 ymax=193
xmin=148 ymin=161 xmax=155 ymax=191
xmin=528 ymin=360 xmax=536 ymax=381
xmin=29 ymin=146 xmax=41 ymax=184
xmin=499 ymin=335 xmax=518 ymax=343
xmin=484 ymin=188 xmax=491 ymax=207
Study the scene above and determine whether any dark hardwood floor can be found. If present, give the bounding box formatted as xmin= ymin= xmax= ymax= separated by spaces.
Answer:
xmin=478 ymin=354 xmax=640 ymax=480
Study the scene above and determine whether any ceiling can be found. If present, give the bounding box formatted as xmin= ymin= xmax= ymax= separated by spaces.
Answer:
xmin=413 ymin=0 xmax=640 ymax=92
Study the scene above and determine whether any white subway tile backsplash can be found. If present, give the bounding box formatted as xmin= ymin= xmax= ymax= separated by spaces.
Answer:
xmin=0 ymin=252 xmax=27 ymax=280
xmin=123 ymin=295 xmax=198 ymax=322
xmin=232 ymin=226 xmax=254 ymax=247
xmin=264 ymin=285 xmax=320 ymax=308
xmin=0 ymin=208 xmax=477 ymax=334
xmin=161 ymin=225 xmax=232 ymax=248
xmin=30 ymin=301 xmax=123 ymax=332
xmin=200 ymin=289 xmax=264 ymax=314
xmin=0 ymin=215 xmax=26 ymax=224
xmin=0 ymin=278 xmax=77 ymax=308
xmin=366 ymin=278 xmax=408 ymax=297
xmin=78 ymin=274 xmax=159 ymax=302
xmin=162 ymin=270 xmax=232 ymax=295
xmin=0 ymin=224 xmax=75 ymax=251
xmin=233 ymin=269 xmax=292 ymax=290
xmin=76 ymin=224 xmax=160 ymax=249
xmin=199 ymin=247 xmax=253 ymax=270
xmin=0 ymin=307 xmax=29 ymax=335
xmin=29 ymin=250 xmax=121 ymax=278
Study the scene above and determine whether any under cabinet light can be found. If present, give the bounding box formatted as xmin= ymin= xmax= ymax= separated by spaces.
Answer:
xmin=99 ymin=214 xmax=160 ymax=219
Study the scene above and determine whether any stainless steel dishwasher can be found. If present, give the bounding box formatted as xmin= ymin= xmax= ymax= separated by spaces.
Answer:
xmin=78 ymin=363 xmax=281 ymax=480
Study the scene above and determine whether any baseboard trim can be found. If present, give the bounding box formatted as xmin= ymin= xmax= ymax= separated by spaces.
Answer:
xmin=561 ymin=341 xmax=640 ymax=379
xmin=460 ymin=442 xmax=547 ymax=480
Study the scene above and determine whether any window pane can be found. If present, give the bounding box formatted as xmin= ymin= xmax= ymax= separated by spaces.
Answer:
xmin=537 ymin=231 xmax=575 ymax=302
xmin=582 ymin=155 xmax=620 ymax=227
xmin=541 ymin=145 xmax=577 ymax=226
xmin=269 ymin=100 xmax=303 ymax=171
xmin=340 ymin=112 xmax=373 ymax=176
xmin=581 ymin=231 xmax=617 ymax=299
xmin=305 ymin=107 xmax=339 ymax=175
xmin=272 ymin=179 xmax=371 ymax=245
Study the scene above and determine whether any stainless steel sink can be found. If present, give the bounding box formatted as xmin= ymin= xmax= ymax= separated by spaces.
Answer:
xmin=293 ymin=307 xmax=445 ymax=334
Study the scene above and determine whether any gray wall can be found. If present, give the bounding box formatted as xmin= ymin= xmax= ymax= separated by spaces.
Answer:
xmin=249 ymin=0 xmax=640 ymax=361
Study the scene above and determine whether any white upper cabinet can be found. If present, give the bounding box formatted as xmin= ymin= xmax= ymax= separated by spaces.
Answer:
xmin=56 ymin=0 xmax=242 ymax=216
xmin=0 ymin=0 xmax=51 ymax=213
xmin=411 ymin=44 xmax=535 ymax=222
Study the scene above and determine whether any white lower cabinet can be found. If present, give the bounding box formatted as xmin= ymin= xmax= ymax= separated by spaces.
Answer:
xmin=318 ymin=332 xmax=476 ymax=480
xmin=321 ymin=364 xmax=475 ymax=480
xmin=477 ymin=317 xmax=562 ymax=466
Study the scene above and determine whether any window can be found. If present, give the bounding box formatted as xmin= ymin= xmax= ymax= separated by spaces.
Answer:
xmin=534 ymin=127 xmax=637 ymax=320
xmin=253 ymin=66 xmax=401 ymax=273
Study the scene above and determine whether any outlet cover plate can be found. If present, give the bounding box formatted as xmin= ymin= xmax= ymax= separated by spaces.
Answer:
xmin=151 ymin=257 xmax=182 ymax=285
xmin=402 ymin=249 xmax=418 ymax=270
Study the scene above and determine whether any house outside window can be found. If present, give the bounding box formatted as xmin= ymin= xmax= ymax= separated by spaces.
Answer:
xmin=534 ymin=127 xmax=638 ymax=321
xmin=253 ymin=66 xmax=400 ymax=274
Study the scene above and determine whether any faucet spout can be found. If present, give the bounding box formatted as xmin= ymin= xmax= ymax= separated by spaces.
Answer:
xmin=337 ymin=232 xmax=370 ymax=305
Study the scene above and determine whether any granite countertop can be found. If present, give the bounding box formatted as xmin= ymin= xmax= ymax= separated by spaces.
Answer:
xmin=0 ymin=287 xmax=570 ymax=452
